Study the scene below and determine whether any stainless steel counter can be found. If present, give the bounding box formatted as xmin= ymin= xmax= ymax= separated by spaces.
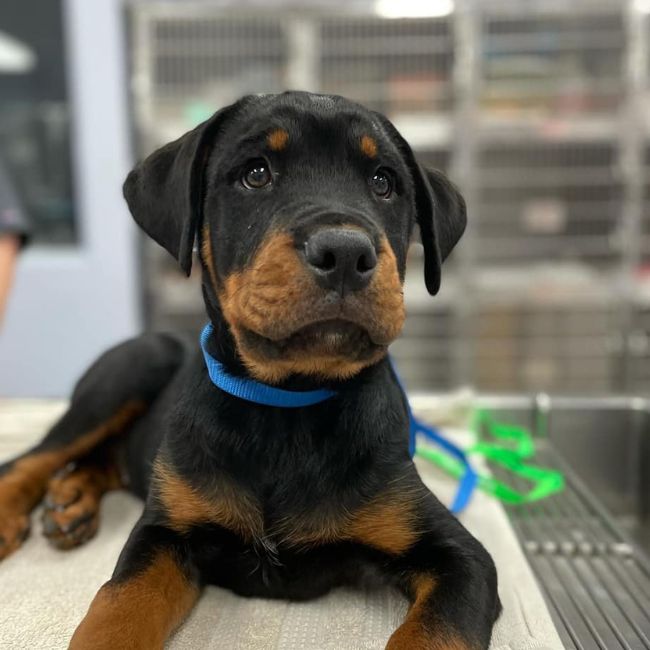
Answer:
xmin=474 ymin=395 xmax=650 ymax=649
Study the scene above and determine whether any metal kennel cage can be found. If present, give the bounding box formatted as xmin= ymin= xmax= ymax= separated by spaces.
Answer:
xmin=125 ymin=0 xmax=650 ymax=394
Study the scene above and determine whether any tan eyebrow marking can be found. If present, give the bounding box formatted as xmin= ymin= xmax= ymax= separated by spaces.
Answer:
xmin=267 ymin=128 xmax=289 ymax=151
xmin=360 ymin=135 xmax=378 ymax=158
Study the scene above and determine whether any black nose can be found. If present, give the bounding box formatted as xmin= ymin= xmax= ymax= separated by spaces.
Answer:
xmin=304 ymin=229 xmax=377 ymax=295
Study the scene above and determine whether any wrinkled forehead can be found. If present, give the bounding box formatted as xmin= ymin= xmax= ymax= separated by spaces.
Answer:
xmin=215 ymin=94 xmax=401 ymax=166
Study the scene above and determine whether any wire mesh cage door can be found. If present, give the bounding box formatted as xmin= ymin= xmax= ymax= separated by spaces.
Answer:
xmin=126 ymin=0 xmax=648 ymax=395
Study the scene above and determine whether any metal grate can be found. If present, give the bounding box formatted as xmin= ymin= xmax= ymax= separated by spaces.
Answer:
xmin=641 ymin=145 xmax=650 ymax=264
xmin=499 ymin=444 xmax=650 ymax=649
xmin=151 ymin=18 xmax=286 ymax=97
xmin=626 ymin=303 xmax=650 ymax=392
xmin=391 ymin=304 xmax=458 ymax=390
xmin=131 ymin=7 xmax=290 ymax=150
xmin=480 ymin=11 xmax=626 ymax=119
xmin=475 ymin=142 xmax=623 ymax=267
xmin=470 ymin=300 xmax=623 ymax=393
xmin=319 ymin=16 xmax=454 ymax=115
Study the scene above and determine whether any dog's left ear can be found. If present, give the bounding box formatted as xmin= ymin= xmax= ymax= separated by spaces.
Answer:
xmin=123 ymin=99 xmax=246 ymax=275
xmin=411 ymin=165 xmax=467 ymax=295
xmin=374 ymin=114 xmax=467 ymax=295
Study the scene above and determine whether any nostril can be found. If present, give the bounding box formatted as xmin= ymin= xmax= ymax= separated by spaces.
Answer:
xmin=321 ymin=251 xmax=336 ymax=271
xmin=305 ymin=242 xmax=338 ymax=271
xmin=356 ymin=251 xmax=377 ymax=273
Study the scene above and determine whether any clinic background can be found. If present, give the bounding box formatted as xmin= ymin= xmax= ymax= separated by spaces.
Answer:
xmin=1 ymin=0 xmax=649 ymax=397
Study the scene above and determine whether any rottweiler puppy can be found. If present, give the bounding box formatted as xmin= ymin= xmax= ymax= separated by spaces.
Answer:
xmin=0 ymin=92 xmax=500 ymax=649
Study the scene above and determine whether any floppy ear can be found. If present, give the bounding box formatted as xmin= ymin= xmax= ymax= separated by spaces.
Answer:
xmin=412 ymin=165 xmax=467 ymax=295
xmin=373 ymin=114 xmax=467 ymax=295
xmin=123 ymin=100 xmax=244 ymax=275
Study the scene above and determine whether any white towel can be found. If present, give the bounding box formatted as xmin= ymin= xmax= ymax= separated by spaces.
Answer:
xmin=0 ymin=400 xmax=563 ymax=649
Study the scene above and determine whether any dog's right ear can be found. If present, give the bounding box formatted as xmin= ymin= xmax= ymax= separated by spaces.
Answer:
xmin=123 ymin=99 xmax=245 ymax=275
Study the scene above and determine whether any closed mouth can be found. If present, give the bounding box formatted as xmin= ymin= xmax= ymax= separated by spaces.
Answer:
xmin=239 ymin=318 xmax=385 ymax=361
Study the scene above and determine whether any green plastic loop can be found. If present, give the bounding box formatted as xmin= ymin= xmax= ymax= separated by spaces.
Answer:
xmin=415 ymin=407 xmax=564 ymax=506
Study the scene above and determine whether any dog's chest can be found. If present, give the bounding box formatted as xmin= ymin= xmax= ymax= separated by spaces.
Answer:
xmin=190 ymin=479 xmax=389 ymax=601
xmin=165 ymin=381 xmax=410 ymax=553
xmin=197 ymin=522 xmax=376 ymax=601
xmin=213 ymin=474 xmax=357 ymax=549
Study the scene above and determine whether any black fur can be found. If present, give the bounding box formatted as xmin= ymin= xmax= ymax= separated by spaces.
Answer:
xmin=2 ymin=92 xmax=499 ymax=649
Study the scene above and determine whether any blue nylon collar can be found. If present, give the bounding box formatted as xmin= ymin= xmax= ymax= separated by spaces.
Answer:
xmin=200 ymin=323 xmax=336 ymax=408
xmin=200 ymin=322 xmax=476 ymax=513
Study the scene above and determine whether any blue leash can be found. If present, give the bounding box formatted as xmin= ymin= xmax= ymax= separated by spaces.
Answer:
xmin=200 ymin=323 xmax=477 ymax=513
xmin=389 ymin=359 xmax=478 ymax=514
xmin=407 ymin=405 xmax=477 ymax=514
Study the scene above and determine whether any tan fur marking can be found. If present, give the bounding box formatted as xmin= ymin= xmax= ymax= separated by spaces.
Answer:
xmin=0 ymin=401 xmax=145 ymax=559
xmin=242 ymin=348 xmax=381 ymax=385
xmin=272 ymin=507 xmax=347 ymax=548
xmin=387 ymin=575 xmax=473 ymax=650
xmin=218 ymin=233 xmax=404 ymax=384
xmin=409 ymin=574 xmax=437 ymax=618
xmin=347 ymin=497 xmax=420 ymax=555
xmin=366 ymin=238 xmax=405 ymax=340
xmin=360 ymin=135 xmax=378 ymax=158
xmin=278 ymin=487 xmax=421 ymax=555
xmin=69 ymin=550 xmax=198 ymax=650
xmin=2 ymin=400 xmax=143 ymax=510
xmin=201 ymin=223 xmax=220 ymax=291
xmin=267 ymin=128 xmax=289 ymax=151
xmin=220 ymin=233 xmax=371 ymax=382
xmin=153 ymin=460 xmax=263 ymax=541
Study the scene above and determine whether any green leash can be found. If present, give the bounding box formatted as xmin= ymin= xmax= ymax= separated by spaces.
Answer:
xmin=415 ymin=408 xmax=564 ymax=505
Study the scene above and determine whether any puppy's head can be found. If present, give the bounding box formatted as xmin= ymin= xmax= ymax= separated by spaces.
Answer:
xmin=124 ymin=92 xmax=466 ymax=383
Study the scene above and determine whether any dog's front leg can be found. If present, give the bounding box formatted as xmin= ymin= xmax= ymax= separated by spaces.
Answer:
xmin=69 ymin=514 xmax=199 ymax=650
xmin=350 ymin=476 xmax=501 ymax=650
xmin=385 ymin=534 xmax=500 ymax=650
xmin=388 ymin=497 xmax=500 ymax=650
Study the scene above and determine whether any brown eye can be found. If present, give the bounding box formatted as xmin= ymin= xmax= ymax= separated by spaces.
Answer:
xmin=370 ymin=168 xmax=393 ymax=198
xmin=242 ymin=160 xmax=272 ymax=189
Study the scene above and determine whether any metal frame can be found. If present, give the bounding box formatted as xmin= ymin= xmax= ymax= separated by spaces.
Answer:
xmin=125 ymin=0 xmax=650 ymax=394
